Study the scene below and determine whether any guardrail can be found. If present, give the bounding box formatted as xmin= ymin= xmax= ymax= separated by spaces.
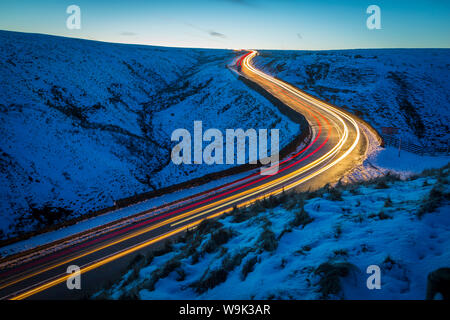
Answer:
xmin=382 ymin=134 xmax=449 ymax=156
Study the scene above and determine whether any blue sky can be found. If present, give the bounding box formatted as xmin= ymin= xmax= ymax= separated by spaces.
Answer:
xmin=0 ymin=0 xmax=449 ymax=49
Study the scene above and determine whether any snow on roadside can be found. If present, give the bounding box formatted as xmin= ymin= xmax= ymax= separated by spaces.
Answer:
xmin=342 ymin=121 xmax=449 ymax=184
xmin=344 ymin=144 xmax=450 ymax=184
xmin=370 ymin=146 xmax=450 ymax=176
xmin=96 ymin=165 xmax=450 ymax=300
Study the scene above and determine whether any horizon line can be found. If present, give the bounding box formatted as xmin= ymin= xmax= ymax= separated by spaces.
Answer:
xmin=2 ymin=29 xmax=450 ymax=51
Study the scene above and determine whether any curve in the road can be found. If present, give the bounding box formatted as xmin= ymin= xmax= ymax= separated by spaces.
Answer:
xmin=0 ymin=50 xmax=375 ymax=300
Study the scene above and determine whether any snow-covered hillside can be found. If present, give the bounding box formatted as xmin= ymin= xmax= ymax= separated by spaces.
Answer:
xmin=96 ymin=164 xmax=449 ymax=300
xmin=253 ymin=49 xmax=450 ymax=152
xmin=0 ymin=31 xmax=299 ymax=240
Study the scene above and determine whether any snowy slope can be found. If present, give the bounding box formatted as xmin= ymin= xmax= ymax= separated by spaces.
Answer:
xmin=97 ymin=164 xmax=449 ymax=300
xmin=253 ymin=49 xmax=450 ymax=151
xmin=0 ymin=31 xmax=299 ymax=240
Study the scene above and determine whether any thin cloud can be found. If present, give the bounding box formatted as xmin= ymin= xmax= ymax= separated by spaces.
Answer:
xmin=209 ymin=31 xmax=226 ymax=38
xmin=297 ymin=33 xmax=303 ymax=40
xmin=186 ymin=23 xmax=227 ymax=39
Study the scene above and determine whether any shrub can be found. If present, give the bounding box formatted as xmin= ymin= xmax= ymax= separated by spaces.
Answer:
xmin=290 ymin=206 xmax=314 ymax=228
xmin=144 ymin=256 xmax=182 ymax=291
xmin=192 ymin=248 xmax=251 ymax=293
xmin=261 ymin=195 xmax=281 ymax=209
xmin=306 ymin=187 xmax=326 ymax=199
xmin=118 ymin=286 xmax=140 ymax=300
xmin=121 ymin=254 xmax=148 ymax=287
xmin=258 ymin=227 xmax=278 ymax=252
xmin=327 ymin=187 xmax=343 ymax=201
xmin=314 ymin=261 xmax=356 ymax=299
xmin=202 ymin=228 xmax=233 ymax=254
xmin=375 ymin=180 xmax=389 ymax=189
xmin=176 ymin=269 xmax=186 ymax=282
xmin=191 ymin=251 xmax=200 ymax=265
xmin=280 ymin=258 xmax=288 ymax=269
xmin=417 ymin=185 xmax=445 ymax=218
xmin=372 ymin=173 xmax=400 ymax=189
xmin=426 ymin=267 xmax=450 ymax=300
xmin=384 ymin=197 xmax=393 ymax=207
xmin=232 ymin=207 xmax=260 ymax=223
xmin=378 ymin=211 xmax=391 ymax=220
xmin=153 ymin=241 xmax=174 ymax=257
xmin=382 ymin=255 xmax=396 ymax=270
xmin=333 ymin=224 xmax=342 ymax=239
xmin=222 ymin=250 xmax=248 ymax=272
xmin=196 ymin=219 xmax=223 ymax=235
xmin=369 ymin=211 xmax=392 ymax=220
xmin=333 ymin=249 xmax=348 ymax=257
xmin=29 ymin=204 xmax=72 ymax=226
xmin=241 ymin=256 xmax=258 ymax=280
xmin=191 ymin=269 xmax=228 ymax=294
xmin=282 ymin=195 xmax=301 ymax=210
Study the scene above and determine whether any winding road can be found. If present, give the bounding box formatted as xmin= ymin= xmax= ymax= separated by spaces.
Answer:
xmin=0 ymin=50 xmax=377 ymax=300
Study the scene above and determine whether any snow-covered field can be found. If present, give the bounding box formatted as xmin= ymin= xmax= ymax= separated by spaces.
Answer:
xmin=253 ymin=49 xmax=450 ymax=152
xmin=0 ymin=31 xmax=299 ymax=240
xmin=97 ymin=163 xmax=449 ymax=300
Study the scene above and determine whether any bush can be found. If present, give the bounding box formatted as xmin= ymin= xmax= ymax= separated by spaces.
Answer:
xmin=384 ymin=197 xmax=393 ymax=207
xmin=192 ymin=248 xmax=251 ymax=293
xmin=327 ymin=187 xmax=343 ymax=201
xmin=258 ymin=227 xmax=278 ymax=252
xmin=417 ymin=185 xmax=445 ymax=218
xmin=122 ymin=254 xmax=146 ymax=286
xmin=314 ymin=261 xmax=356 ymax=299
xmin=231 ymin=207 xmax=260 ymax=223
xmin=118 ymin=286 xmax=140 ymax=300
xmin=282 ymin=194 xmax=301 ymax=210
xmin=333 ymin=249 xmax=348 ymax=257
xmin=222 ymin=250 xmax=248 ymax=272
xmin=375 ymin=180 xmax=389 ymax=189
xmin=144 ymin=256 xmax=182 ymax=291
xmin=196 ymin=219 xmax=223 ymax=235
xmin=382 ymin=255 xmax=396 ymax=270
xmin=333 ymin=224 xmax=342 ymax=239
xmin=191 ymin=251 xmax=200 ymax=265
xmin=261 ymin=195 xmax=281 ymax=209
xmin=290 ymin=206 xmax=314 ymax=228
xmin=29 ymin=204 xmax=73 ymax=226
xmin=369 ymin=211 xmax=392 ymax=220
xmin=372 ymin=173 xmax=400 ymax=189
xmin=153 ymin=241 xmax=174 ymax=257
xmin=241 ymin=256 xmax=258 ymax=280
xmin=426 ymin=267 xmax=450 ymax=300
xmin=295 ymin=245 xmax=312 ymax=256
xmin=176 ymin=269 xmax=186 ymax=282
xmin=191 ymin=269 xmax=228 ymax=294
xmin=202 ymin=228 xmax=233 ymax=254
